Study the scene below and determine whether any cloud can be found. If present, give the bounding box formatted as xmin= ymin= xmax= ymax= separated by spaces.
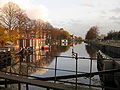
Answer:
xmin=26 ymin=5 xmax=48 ymax=21
xmin=109 ymin=16 xmax=120 ymax=20
xmin=0 ymin=0 xmax=10 ymax=7
xmin=109 ymin=16 xmax=120 ymax=25
xmin=81 ymin=2 xmax=94 ymax=7
xmin=111 ymin=7 xmax=120 ymax=14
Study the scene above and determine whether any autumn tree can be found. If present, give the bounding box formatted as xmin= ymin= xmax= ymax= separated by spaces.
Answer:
xmin=85 ymin=26 xmax=99 ymax=40
xmin=0 ymin=26 xmax=9 ymax=46
xmin=60 ymin=30 xmax=70 ymax=39
xmin=9 ymin=30 xmax=19 ymax=44
xmin=0 ymin=2 xmax=72 ymax=46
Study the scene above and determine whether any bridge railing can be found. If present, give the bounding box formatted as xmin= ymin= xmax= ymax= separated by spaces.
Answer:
xmin=0 ymin=52 xmax=120 ymax=90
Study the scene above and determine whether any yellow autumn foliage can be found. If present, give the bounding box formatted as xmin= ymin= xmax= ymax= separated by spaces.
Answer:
xmin=0 ymin=26 xmax=19 ymax=46
xmin=0 ymin=26 xmax=9 ymax=46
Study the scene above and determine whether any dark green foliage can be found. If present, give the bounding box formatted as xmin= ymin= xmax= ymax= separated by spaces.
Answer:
xmin=104 ymin=31 xmax=120 ymax=40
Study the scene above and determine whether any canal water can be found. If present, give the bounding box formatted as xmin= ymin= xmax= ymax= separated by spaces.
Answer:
xmin=1 ymin=42 xmax=102 ymax=90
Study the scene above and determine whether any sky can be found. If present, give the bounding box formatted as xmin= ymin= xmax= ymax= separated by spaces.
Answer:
xmin=0 ymin=0 xmax=120 ymax=38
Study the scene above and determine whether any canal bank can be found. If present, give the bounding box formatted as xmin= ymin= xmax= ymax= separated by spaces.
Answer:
xmin=88 ymin=41 xmax=120 ymax=58
xmin=97 ymin=51 xmax=120 ymax=89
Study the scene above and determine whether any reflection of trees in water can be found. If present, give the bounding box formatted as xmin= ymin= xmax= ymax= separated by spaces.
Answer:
xmin=2 ymin=44 xmax=71 ymax=75
xmin=50 ymin=45 xmax=71 ymax=53
xmin=85 ymin=44 xmax=98 ymax=58
xmin=74 ymin=41 xmax=82 ymax=45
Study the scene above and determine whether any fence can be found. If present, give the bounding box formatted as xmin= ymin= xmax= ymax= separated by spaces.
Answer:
xmin=0 ymin=50 xmax=120 ymax=90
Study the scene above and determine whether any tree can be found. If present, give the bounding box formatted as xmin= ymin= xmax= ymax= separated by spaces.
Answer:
xmin=0 ymin=2 xmax=22 ymax=30
xmin=0 ymin=26 xmax=9 ymax=46
xmin=60 ymin=30 xmax=70 ymax=39
xmin=104 ymin=30 xmax=120 ymax=40
xmin=9 ymin=30 xmax=19 ymax=44
xmin=85 ymin=26 xmax=99 ymax=40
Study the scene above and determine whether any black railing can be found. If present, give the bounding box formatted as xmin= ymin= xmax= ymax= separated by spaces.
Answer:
xmin=0 ymin=52 xmax=120 ymax=90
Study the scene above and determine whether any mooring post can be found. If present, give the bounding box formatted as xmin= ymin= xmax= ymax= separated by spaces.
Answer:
xmin=54 ymin=56 xmax=58 ymax=83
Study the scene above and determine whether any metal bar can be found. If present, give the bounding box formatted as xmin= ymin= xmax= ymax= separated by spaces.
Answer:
xmin=0 ymin=80 xmax=18 ymax=85
xmin=0 ymin=72 xmax=75 ymax=90
xmin=75 ymin=53 xmax=78 ymax=89
xmin=89 ymin=58 xmax=92 ymax=88
xmin=47 ymin=88 xmax=50 ymax=90
xmin=13 ymin=53 xmax=120 ymax=61
xmin=57 ymin=80 xmax=118 ymax=90
xmin=40 ymin=55 xmax=120 ymax=60
xmin=0 ymin=68 xmax=120 ymax=81
xmin=5 ymin=79 xmax=7 ymax=88
xmin=5 ymin=53 xmax=8 ymax=88
xmin=18 ymin=82 xmax=21 ymax=90
xmin=54 ymin=56 xmax=57 ymax=83
xmin=26 ymin=55 xmax=29 ymax=90
xmin=26 ymin=84 xmax=29 ymax=90
xmin=36 ymin=68 xmax=120 ymax=81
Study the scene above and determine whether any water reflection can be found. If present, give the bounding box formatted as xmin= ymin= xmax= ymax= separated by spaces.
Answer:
xmin=0 ymin=42 xmax=103 ymax=89
xmin=85 ymin=44 xmax=98 ymax=58
xmin=1 ymin=44 xmax=71 ymax=76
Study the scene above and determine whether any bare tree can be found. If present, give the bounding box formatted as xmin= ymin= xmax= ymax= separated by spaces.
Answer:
xmin=0 ymin=2 xmax=22 ymax=30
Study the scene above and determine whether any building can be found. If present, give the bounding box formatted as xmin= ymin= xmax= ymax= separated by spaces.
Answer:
xmin=18 ymin=38 xmax=42 ymax=50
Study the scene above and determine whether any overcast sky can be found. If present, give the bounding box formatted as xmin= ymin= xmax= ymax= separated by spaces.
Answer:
xmin=1 ymin=0 xmax=120 ymax=38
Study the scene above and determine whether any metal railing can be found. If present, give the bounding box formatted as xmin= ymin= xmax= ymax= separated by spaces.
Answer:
xmin=0 ymin=51 xmax=120 ymax=90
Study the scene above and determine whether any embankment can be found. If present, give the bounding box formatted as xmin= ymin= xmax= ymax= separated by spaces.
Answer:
xmin=89 ymin=42 xmax=120 ymax=58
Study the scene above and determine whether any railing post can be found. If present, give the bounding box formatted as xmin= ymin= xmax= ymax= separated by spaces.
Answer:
xmin=75 ymin=53 xmax=78 ymax=90
xmin=72 ymin=48 xmax=78 ymax=89
xmin=54 ymin=56 xmax=57 ymax=83
xmin=18 ymin=82 xmax=21 ymax=90
xmin=89 ymin=58 xmax=92 ymax=87
xmin=26 ymin=84 xmax=29 ymax=90
xmin=5 ymin=79 xmax=7 ymax=88
xmin=26 ymin=55 xmax=29 ymax=90
xmin=47 ymin=88 xmax=50 ymax=90
xmin=5 ymin=52 xmax=7 ymax=88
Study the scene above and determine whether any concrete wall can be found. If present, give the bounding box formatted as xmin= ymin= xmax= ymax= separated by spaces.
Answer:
xmin=91 ymin=42 xmax=120 ymax=58
xmin=97 ymin=51 xmax=120 ymax=88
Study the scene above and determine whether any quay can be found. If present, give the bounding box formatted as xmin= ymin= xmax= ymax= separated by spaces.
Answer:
xmin=97 ymin=51 xmax=120 ymax=89
xmin=88 ymin=41 xmax=120 ymax=58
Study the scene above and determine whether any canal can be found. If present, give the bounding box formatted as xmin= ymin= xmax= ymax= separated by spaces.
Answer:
xmin=0 ymin=42 xmax=102 ymax=90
